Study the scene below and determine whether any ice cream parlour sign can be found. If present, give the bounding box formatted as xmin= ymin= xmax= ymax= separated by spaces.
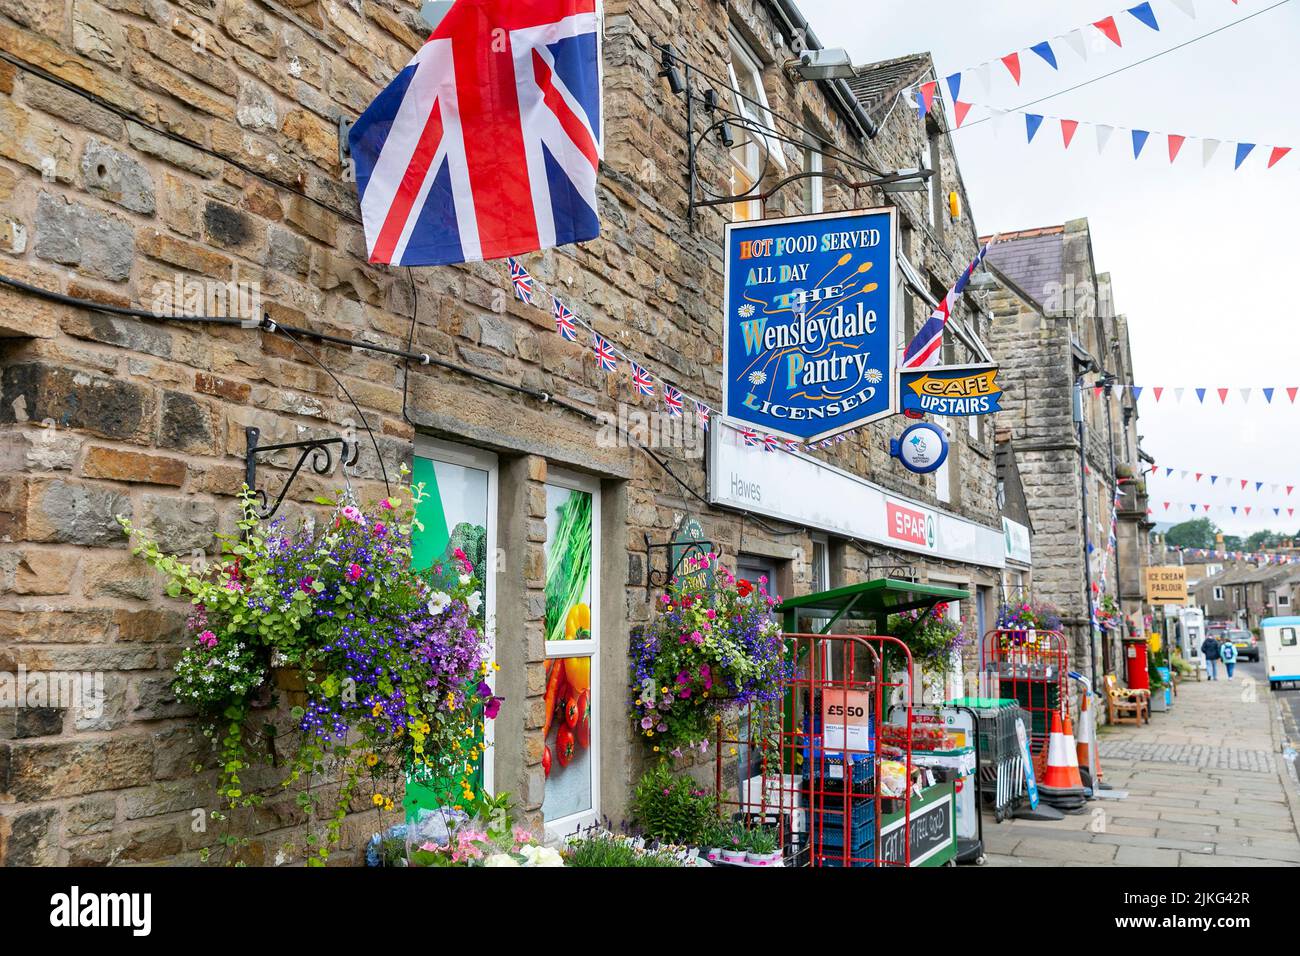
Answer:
xmin=722 ymin=208 xmax=897 ymax=443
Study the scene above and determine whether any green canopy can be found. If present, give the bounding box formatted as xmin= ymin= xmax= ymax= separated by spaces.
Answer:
xmin=777 ymin=578 xmax=970 ymax=635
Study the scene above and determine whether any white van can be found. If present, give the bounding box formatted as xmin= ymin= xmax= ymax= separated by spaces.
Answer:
xmin=1260 ymin=616 xmax=1300 ymax=690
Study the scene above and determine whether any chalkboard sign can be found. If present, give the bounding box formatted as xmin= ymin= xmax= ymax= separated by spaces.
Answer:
xmin=879 ymin=787 xmax=954 ymax=866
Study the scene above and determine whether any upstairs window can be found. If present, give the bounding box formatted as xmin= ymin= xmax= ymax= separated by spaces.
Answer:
xmin=727 ymin=30 xmax=787 ymax=222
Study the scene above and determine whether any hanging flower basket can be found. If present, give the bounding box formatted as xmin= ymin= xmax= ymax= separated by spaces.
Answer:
xmin=120 ymin=477 xmax=502 ymax=864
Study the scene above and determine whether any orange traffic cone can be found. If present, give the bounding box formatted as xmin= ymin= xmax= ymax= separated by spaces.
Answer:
xmin=1039 ymin=712 xmax=1087 ymax=809
xmin=1076 ymin=693 xmax=1102 ymax=791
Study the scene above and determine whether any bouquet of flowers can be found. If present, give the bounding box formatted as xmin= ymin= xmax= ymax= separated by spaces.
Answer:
xmin=367 ymin=793 xmax=562 ymax=867
xmin=630 ymin=555 xmax=791 ymax=754
xmin=122 ymin=478 xmax=502 ymax=863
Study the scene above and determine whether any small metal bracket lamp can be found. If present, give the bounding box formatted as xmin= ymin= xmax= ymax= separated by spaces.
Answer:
xmin=702 ymin=88 xmax=734 ymax=148
xmin=658 ymin=44 xmax=685 ymax=96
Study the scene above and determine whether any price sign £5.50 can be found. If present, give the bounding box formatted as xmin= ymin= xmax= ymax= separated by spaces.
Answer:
xmin=822 ymin=690 xmax=871 ymax=752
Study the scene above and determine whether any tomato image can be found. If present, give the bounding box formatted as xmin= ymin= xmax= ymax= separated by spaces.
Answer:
xmin=575 ymin=690 xmax=591 ymax=748
xmin=556 ymin=724 xmax=577 ymax=767
xmin=564 ymin=693 xmax=580 ymax=728
xmin=543 ymin=745 xmax=552 ymax=778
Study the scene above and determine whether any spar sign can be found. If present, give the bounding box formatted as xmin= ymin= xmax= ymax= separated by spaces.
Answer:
xmin=723 ymin=208 xmax=897 ymax=443
xmin=900 ymin=363 xmax=1003 ymax=417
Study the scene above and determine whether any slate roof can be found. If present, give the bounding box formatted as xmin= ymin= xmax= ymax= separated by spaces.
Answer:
xmin=981 ymin=225 xmax=1065 ymax=311
xmin=845 ymin=53 xmax=930 ymax=121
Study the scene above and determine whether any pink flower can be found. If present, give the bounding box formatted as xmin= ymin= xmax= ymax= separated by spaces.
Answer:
xmin=705 ymin=609 xmax=716 ymax=620
xmin=299 ymin=575 xmax=315 ymax=593
xmin=453 ymin=547 xmax=473 ymax=574
xmin=347 ymin=563 xmax=363 ymax=582
xmin=341 ymin=505 xmax=365 ymax=525
xmin=373 ymin=522 xmax=387 ymax=537
xmin=380 ymin=499 xmax=394 ymax=510
xmin=197 ymin=630 xmax=217 ymax=648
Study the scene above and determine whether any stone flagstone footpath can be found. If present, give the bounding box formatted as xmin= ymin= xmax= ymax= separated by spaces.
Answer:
xmin=982 ymin=677 xmax=1300 ymax=867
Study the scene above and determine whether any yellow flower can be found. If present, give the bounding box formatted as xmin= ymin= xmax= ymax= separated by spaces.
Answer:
xmin=653 ymin=746 xmax=660 ymax=752
xmin=371 ymin=793 xmax=384 ymax=806
xmin=371 ymin=703 xmax=383 ymax=717
xmin=383 ymin=798 xmax=394 ymax=812
xmin=729 ymin=747 xmax=738 ymax=757
xmin=365 ymin=753 xmax=379 ymax=767
xmin=492 ymin=663 xmax=500 ymax=672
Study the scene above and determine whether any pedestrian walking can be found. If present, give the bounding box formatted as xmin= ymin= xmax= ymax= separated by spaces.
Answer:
xmin=1201 ymin=633 xmax=1221 ymax=680
xmin=1220 ymin=637 xmax=1238 ymax=680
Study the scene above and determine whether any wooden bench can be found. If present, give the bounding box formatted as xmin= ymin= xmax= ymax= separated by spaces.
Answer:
xmin=1103 ymin=673 xmax=1150 ymax=725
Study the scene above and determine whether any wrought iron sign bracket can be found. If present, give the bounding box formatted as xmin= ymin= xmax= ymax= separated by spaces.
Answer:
xmin=644 ymin=531 xmax=718 ymax=593
xmin=244 ymin=426 xmax=359 ymax=521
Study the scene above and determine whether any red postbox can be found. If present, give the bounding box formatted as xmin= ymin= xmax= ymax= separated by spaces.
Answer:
xmin=1123 ymin=638 xmax=1149 ymax=691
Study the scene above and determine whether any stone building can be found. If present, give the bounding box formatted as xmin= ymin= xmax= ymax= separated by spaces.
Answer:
xmin=983 ymin=219 xmax=1148 ymax=691
xmin=0 ymin=0 xmax=1017 ymax=864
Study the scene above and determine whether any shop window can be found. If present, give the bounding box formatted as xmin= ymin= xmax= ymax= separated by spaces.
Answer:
xmin=411 ymin=439 xmax=498 ymax=807
xmin=541 ymin=471 xmax=600 ymax=833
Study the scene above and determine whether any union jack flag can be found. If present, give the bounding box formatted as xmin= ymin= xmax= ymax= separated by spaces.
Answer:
xmin=663 ymin=384 xmax=683 ymax=417
xmin=551 ymin=295 xmax=577 ymax=341
xmin=763 ymin=434 xmax=778 ymax=453
xmin=631 ymin=362 xmax=654 ymax=396
xmin=740 ymin=428 xmax=759 ymax=448
xmin=592 ymin=333 xmax=618 ymax=373
xmin=349 ymin=0 xmax=603 ymax=266
xmin=508 ymin=257 xmax=534 ymax=304
xmin=901 ymin=238 xmax=995 ymax=369
xmin=694 ymin=401 xmax=710 ymax=430
xmin=784 ymin=438 xmax=801 ymax=452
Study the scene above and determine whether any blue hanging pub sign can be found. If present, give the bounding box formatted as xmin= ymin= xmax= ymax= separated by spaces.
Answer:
xmin=899 ymin=363 xmax=1003 ymax=417
xmin=722 ymin=208 xmax=898 ymax=443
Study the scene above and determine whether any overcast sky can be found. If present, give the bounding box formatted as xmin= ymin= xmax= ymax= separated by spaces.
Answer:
xmin=802 ymin=0 xmax=1300 ymax=536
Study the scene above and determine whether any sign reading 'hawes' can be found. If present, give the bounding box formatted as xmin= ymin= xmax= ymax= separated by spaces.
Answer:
xmin=900 ymin=363 xmax=1002 ymax=417
xmin=723 ymin=208 xmax=897 ymax=443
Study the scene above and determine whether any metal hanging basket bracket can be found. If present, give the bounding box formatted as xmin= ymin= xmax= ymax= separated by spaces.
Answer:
xmin=244 ymin=426 xmax=359 ymax=521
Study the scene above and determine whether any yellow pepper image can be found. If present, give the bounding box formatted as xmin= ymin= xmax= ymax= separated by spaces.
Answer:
xmin=564 ymin=602 xmax=590 ymax=640
xmin=563 ymin=603 xmax=592 ymax=692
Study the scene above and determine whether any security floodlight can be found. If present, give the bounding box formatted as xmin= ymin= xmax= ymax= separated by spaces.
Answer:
xmin=880 ymin=167 xmax=930 ymax=194
xmin=718 ymin=121 xmax=736 ymax=148
xmin=791 ymin=48 xmax=857 ymax=81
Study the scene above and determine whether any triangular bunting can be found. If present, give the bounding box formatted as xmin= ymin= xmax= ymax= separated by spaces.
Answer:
xmin=1132 ymin=129 xmax=1150 ymax=159
xmin=1163 ymin=502 xmax=1170 ymax=510
xmin=1169 ymin=0 xmax=1196 ymax=19
xmin=1263 ymin=387 xmax=1274 ymax=403
xmin=1173 ymin=387 xmax=1184 ymax=403
xmin=975 ymin=62 xmax=993 ymax=97
xmin=1203 ymin=138 xmax=1221 ymax=167
xmin=1049 ymin=118 xmax=1077 ymax=149
xmin=1030 ymin=41 xmax=1058 ymax=70
xmin=1195 ymin=387 xmax=1206 ymax=403
xmin=1025 ymin=113 xmax=1045 ymax=143
xmin=1256 ymin=482 xmax=1264 ymax=492
xmin=954 ymin=101 xmax=973 ymax=128
xmin=1096 ymin=124 xmax=1114 ymax=154
xmin=1093 ymin=16 xmax=1123 ymax=47
xmin=989 ymin=108 xmax=1010 ymax=136
xmin=1131 ymin=386 xmax=1143 ymax=400
xmin=1268 ymin=146 xmax=1292 ymax=169
xmin=1239 ymin=388 xmax=1251 ymax=403
xmin=1001 ymin=52 xmax=1022 ymax=85
xmin=1167 ymin=134 xmax=1185 ymax=163
xmin=1127 ymin=3 xmax=1160 ymax=31
xmin=1241 ymin=479 xmax=1249 ymax=489
xmin=1289 ymin=387 xmax=1298 ymax=403
xmin=1234 ymin=142 xmax=1256 ymax=169
xmin=945 ymin=72 xmax=962 ymax=102
xmin=1217 ymin=387 xmax=1229 ymax=404
xmin=1153 ymin=386 xmax=1164 ymax=402
xmin=1063 ymin=29 xmax=1089 ymax=62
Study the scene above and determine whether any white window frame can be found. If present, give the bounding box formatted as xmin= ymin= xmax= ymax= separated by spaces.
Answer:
xmin=414 ymin=436 xmax=499 ymax=795
xmin=802 ymin=136 xmax=823 ymax=214
xmin=727 ymin=30 xmax=787 ymax=172
xmin=1213 ymin=586 xmax=1224 ymax=601
xmin=1279 ymin=593 xmax=1291 ymax=607
xmin=542 ymin=467 xmax=601 ymax=838
xmin=934 ymin=415 xmax=952 ymax=504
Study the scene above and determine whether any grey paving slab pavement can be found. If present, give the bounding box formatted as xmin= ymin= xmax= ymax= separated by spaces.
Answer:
xmin=978 ymin=661 xmax=1300 ymax=867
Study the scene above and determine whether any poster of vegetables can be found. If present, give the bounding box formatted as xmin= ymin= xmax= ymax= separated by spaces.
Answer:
xmin=541 ymin=484 xmax=594 ymax=822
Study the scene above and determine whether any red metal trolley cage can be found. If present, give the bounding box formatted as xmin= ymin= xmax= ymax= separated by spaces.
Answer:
xmin=978 ymin=627 xmax=1070 ymax=775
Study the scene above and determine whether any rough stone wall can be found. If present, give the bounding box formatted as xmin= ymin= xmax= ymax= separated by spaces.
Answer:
xmin=0 ymin=0 xmax=1004 ymax=864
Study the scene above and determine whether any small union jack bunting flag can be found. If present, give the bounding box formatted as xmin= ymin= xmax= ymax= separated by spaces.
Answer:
xmin=631 ymin=362 xmax=654 ymax=396
xmin=763 ymin=434 xmax=779 ymax=453
xmin=592 ymin=333 xmax=618 ymax=373
xmin=551 ymin=295 xmax=577 ymax=341
xmin=694 ymin=401 xmax=710 ymax=430
xmin=663 ymin=384 xmax=683 ymax=417
xmin=784 ymin=438 xmax=801 ymax=452
xmin=740 ymin=428 xmax=760 ymax=448
xmin=508 ymin=258 xmax=533 ymax=304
